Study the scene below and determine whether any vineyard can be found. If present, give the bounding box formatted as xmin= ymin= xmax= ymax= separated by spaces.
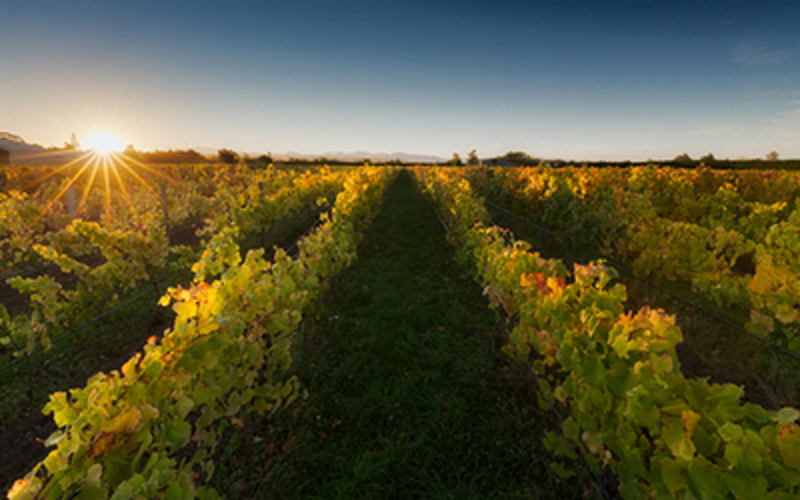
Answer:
xmin=2 ymin=162 xmax=800 ymax=499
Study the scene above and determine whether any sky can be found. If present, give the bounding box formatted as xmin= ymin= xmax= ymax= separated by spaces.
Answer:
xmin=1 ymin=0 xmax=799 ymax=161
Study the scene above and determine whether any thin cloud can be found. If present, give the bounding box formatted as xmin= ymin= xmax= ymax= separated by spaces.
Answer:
xmin=771 ymin=101 xmax=800 ymax=137
xmin=732 ymin=43 xmax=799 ymax=66
xmin=693 ymin=125 xmax=753 ymax=136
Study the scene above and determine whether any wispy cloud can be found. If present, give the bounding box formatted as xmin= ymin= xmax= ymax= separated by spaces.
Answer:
xmin=770 ymin=99 xmax=800 ymax=138
xmin=732 ymin=43 xmax=800 ymax=66
xmin=693 ymin=125 xmax=754 ymax=136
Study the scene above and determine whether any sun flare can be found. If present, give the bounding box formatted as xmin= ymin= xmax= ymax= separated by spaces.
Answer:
xmin=85 ymin=132 xmax=125 ymax=154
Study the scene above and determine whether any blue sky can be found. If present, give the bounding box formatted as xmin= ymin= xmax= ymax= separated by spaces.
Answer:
xmin=1 ymin=0 xmax=798 ymax=160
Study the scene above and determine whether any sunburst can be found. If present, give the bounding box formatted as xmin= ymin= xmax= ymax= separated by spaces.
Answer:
xmin=28 ymin=134 xmax=178 ymax=227
xmin=84 ymin=132 xmax=126 ymax=155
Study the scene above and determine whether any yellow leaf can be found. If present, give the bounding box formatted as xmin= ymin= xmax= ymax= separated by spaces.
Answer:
xmin=750 ymin=310 xmax=775 ymax=333
xmin=682 ymin=410 xmax=701 ymax=439
xmin=89 ymin=432 xmax=118 ymax=460
xmin=121 ymin=354 xmax=141 ymax=379
xmin=101 ymin=407 xmax=143 ymax=435
xmin=777 ymin=424 xmax=800 ymax=472
xmin=520 ymin=272 xmax=535 ymax=288
xmin=6 ymin=476 xmax=42 ymax=500
xmin=774 ymin=303 xmax=798 ymax=325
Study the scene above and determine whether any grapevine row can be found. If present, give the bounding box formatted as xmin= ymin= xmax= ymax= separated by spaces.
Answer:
xmin=417 ymin=166 xmax=800 ymax=500
xmin=1 ymin=166 xmax=346 ymax=357
xmin=468 ymin=166 xmax=800 ymax=354
xmin=7 ymin=166 xmax=393 ymax=500
xmin=0 ymin=163 xmax=223 ymax=274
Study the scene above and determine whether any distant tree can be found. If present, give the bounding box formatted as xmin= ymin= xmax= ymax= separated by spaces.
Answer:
xmin=766 ymin=151 xmax=780 ymax=161
xmin=123 ymin=144 xmax=142 ymax=160
xmin=467 ymin=149 xmax=480 ymax=165
xmin=699 ymin=152 xmax=716 ymax=164
xmin=502 ymin=151 xmax=537 ymax=166
xmin=218 ymin=148 xmax=239 ymax=165
xmin=142 ymin=149 xmax=207 ymax=164
xmin=449 ymin=152 xmax=463 ymax=166
xmin=0 ymin=132 xmax=25 ymax=143
xmin=673 ymin=153 xmax=693 ymax=164
xmin=0 ymin=148 xmax=9 ymax=163
xmin=244 ymin=153 xmax=273 ymax=168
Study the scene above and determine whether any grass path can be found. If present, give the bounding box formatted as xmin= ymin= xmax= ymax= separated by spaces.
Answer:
xmin=213 ymin=171 xmax=591 ymax=499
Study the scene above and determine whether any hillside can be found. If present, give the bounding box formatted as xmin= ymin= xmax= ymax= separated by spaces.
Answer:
xmin=0 ymin=133 xmax=83 ymax=164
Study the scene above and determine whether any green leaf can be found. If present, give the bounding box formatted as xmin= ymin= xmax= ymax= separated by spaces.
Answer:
xmin=76 ymin=486 xmax=109 ymax=500
xmin=744 ymin=402 xmax=770 ymax=424
xmin=724 ymin=440 xmax=744 ymax=469
xmin=687 ymin=456 xmax=728 ymax=500
xmin=723 ymin=473 xmax=769 ymax=500
xmin=45 ymin=430 xmax=65 ymax=447
xmin=692 ymin=424 xmax=720 ymax=457
xmin=626 ymin=388 xmax=660 ymax=430
xmin=577 ymin=353 xmax=603 ymax=386
xmin=194 ymin=385 xmax=222 ymax=406
xmin=605 ymin=362 xmax=634 ymax=397
xmin=164 ymin=420 xmax=191 ymax=450
xmin=773 ymin=407 xmax=800 ymax=426
xmin=163 ymin=481 xmax=184 ymax=500
xmin=543 ymin=431 xmax=572 ymax=457
xmin=660 ymin=458 xmax=688 ymax=493
xmin=652 ymin=354 xmax=673 ymax=374
xmin=562 ymin=417 xmax=580 ymax=441
xmin=718 ymin=422 xmax=744 ymax=442
xmin=621 ymin=447 xmax=648 ymax=480
xmin=618 ymin=481 xmax=645 ymax=500
xmin=556 ymin=343 xmax=578 ymax=371
xmin=663 ymin=418 xmax=695 ymax=460
xmin=186 ymin=339 xmax=211 ymax=360
xmin=708 ymin=384 xmax=745 ymax=422
xmin=145 ymin=359 xmax=163 ymax=378
xmin=549 ymin=462 xmax=576 ymax=479
xmin=176 ymin=397 xmax=195 ymax=419
xmin=196 ymin=486 xmax=224 ymax=500
xmin=109 ymin=481 xmax=133 ymax=500
xmin=611 ymin=333 xmax=634 ymax=359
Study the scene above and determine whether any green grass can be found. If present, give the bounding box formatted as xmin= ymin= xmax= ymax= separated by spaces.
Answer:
xmin=212 ymin=171 xmax=595 ymax=499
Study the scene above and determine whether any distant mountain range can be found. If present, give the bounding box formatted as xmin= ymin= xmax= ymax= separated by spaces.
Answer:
xmin=1 ymin=132 xmax=447 ymax=165
xmin=195 ymin=147 xmax=446 ymax=164
xmin=281 ymin=150 xmax=445 ymax=163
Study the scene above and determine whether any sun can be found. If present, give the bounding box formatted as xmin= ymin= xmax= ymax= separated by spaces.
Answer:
xmin=29 ymin=127 xmax=178 ymax=226
xmin=84 ymin=131 xmax=126 ymax=154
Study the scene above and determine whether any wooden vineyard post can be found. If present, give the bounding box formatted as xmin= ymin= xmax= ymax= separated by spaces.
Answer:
xmin=67 ymin=185 xmax=77 ymax=219
xmin=161 ymin=180 xmax=169 ymax=224
xmin=259 ymin=181 xmax=266 ymax=248
xmin=541 ymin=219 xmax=548 ymax=251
